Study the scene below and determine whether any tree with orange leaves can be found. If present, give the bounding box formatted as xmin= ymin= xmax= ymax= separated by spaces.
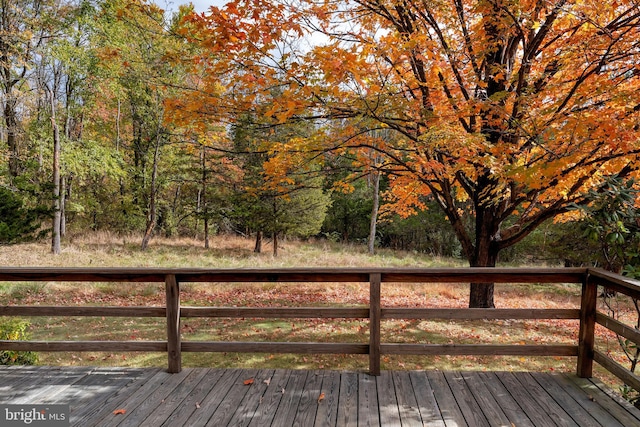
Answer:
xmin=177 ymin=0 xmax=640 ymax=307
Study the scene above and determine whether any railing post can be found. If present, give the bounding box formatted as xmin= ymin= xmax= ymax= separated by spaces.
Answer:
xmin=165 ymin=274 xmax=181 ymax=373
xmin=577 ymin=272 xmax=596 ymax=378
xmin=369 ymin=273 xmax=381 ymax=376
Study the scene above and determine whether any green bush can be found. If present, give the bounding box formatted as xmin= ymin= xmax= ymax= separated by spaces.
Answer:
xmin=0 ymin=319 xmax=38 ymax=365
xmin=0 ymin=187 xmax=44 ymax=244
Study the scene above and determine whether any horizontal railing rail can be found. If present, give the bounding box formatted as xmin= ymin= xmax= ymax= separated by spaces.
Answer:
xmin=0 ymin=266 xmax=639 ymax=393
xmin=0 ymin=266 xmax=589 ymax=283
xmin=586 ymin=269 xmax=640 ymax=392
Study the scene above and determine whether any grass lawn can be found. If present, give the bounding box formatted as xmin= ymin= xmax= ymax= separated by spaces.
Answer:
xmin=0 ymin=233 xmax=637 ymax=397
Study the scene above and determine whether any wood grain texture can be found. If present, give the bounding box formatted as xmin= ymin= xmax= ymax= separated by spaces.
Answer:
xmin=392 ymin=371 xmax=422 ymax=427
xmin=357 ymin=372 xmax=380 ymax=427
xmin=270 ymin=370 xmax=310 ymax=426
xmin=180 ymin=307 xmax=369 ymax=319
xmin=458 ymin=371 xmax=512 ymax=426
xmin=165 ymin=274 xmax=181 ymax=373
xmin=0 ymin=340 xmax=166 ymax=352
xmin=1 ymin=367 xmax=639 ymax=426
xmin=0 ymin=266 xmax=587 ymax=283
xmin=578 ymin=275 xmax=598 ymax=378
xmin=544 ymin=373 xmax=625 ymax=427
xmin=313 ymin=370 xmax=340 ymax=427
xmin=375 ymin=371 xmax=401 ymax=426
xmin=565 ymin=373 xmax=640 ymax=427
xmin=381 ymin=343 xmax=578 ymax=356
xmin=494 ymin=371 xmax=561 ymax=427
xmin=335 ymin=372 xmax=358 ymax=427
xmin=0 ymin=306 xmax=165 ymax=317
xmin=369 ymin=273 xmax=381 ymax=376
xmin=180 ymin=341 xmax=369 ymax=354
xmin=382 ymin=308 xmax=580 ymax=320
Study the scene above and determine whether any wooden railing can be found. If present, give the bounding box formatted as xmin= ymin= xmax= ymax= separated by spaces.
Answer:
xmin=1 ymin=267 xmax=640 ymax=391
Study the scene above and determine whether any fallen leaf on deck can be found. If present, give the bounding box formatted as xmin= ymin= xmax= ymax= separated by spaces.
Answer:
xmin=264 ymin=378 xmax=271 ymax=386
xmin=318 ymin=392 xmax=325 ymax=403
xmin=113 ymin=409 xmax=126 ymax=415
xmin=195 ymin=402 xmax=201 ymax=409
xmin=244 ymin=378 xmax=254 ymax=385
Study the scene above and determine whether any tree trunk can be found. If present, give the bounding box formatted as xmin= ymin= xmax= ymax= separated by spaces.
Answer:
xmin=368 ymin=170 xmax=380 ymax=255
xmin=60 ymin=176 xmax=66 ymax=238
xmin=4 ymin=100 xmax=20 ymax=177
xmin=254 ymin=230 xmax=262 ymax=253
xmin=201 ymin=146 xmax=209 ymax=249
xmin=141 ymin=132 xmax=161 ymax=250
xmin=204 ymin=217 xmax=210 ymax=249
xmin=195 ymin=188 xmax=201 ymax=234
xmin=273 ymin=231 xmax=278 ymax=256
xmin=469 ymin=280 xmax=496 ymax=308
xmin=468 ymin=236 xmax=499 ymax=308
xmin=50 ymin=90 xmax=61 ymax=255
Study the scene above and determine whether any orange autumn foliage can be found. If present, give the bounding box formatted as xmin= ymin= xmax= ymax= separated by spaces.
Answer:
xmin=173 ymin=0 xmax=640 ymax=306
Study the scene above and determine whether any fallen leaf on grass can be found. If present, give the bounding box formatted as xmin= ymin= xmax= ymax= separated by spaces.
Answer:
xmin=113 ymin=409 xmax=126 ymax=415
xmin=318 ymin=392 xmax=325 ymax=403
xmin=244 ymin=378 xmax=254 ymax=385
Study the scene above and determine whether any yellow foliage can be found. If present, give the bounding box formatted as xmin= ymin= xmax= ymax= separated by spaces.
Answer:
xmin=167 ymin=0 xmax=640 ymax=249
xmin=332 ymin=181 xmax=355 ymax=194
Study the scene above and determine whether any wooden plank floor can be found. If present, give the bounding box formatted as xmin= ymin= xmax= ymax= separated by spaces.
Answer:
xmin=1 ymin=366 xmax=639 ymax=426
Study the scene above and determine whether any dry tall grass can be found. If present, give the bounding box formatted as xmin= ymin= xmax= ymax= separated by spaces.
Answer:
xmin=0 ymin=232 xmax=467 ymax=269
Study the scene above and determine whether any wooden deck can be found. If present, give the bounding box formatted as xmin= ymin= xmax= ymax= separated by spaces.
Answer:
xmin=1 ymin=366 xmax=640 ymax=426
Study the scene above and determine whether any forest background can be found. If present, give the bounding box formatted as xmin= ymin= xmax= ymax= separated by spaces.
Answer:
xmin=1 ymin=0 xmax=640 ymax=309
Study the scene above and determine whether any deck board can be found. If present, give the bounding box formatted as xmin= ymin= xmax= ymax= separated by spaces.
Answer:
xmin=443 ymin=370 xmax=490 ymax=427
xmin=544 ymin=373 xmax=625 ymax=427
xmin=529 ymin=372 xmax=604 ymax=427
xmin=458 ymin=371 xmax=512 ymax=426
xmin=247 ymin=369 xmax=290 ymax=427
xmin=566 ymin=374 xmax=640 ymax=427
xmin=98 ymin=369 xmax=188 ymax=427
xmin=271 ymin=369 xmax=309 ymax=426
xmin=477 ymin=370 xmax=535 ymax=427
xmin=139 ymin=368 xmax=212 ymax=427
xmin=495 ymin=370 xmax=558 ymax=427
xmin=314 ymin=370 xmax=340 ymax=426
xmin=357 ymin=372 xmax=379 ymax=427
xmin=375 ymin=371 xmax=400 ymax=426
xmin=207 ymin=368 xmax=259 ymax=426
xmin=335 ymin=371 xmax=358 ymax=427
xmin=392 ymin=371 xmax=421 ymax=427
xmin=426 ymin=370 xmax=469 ymax=427
xmin=158 ymin=368 xmax=224 ymax=427
xmin=1 ymin=366 xmax=639 ymax=426
xmin=71 ymin=368 xmax=160 ymax=426
xmin=408 ymin=371 xmax=445 ymax=427
xmin=511 ymin=371 xmax=580 ymax=427
xmin=292 ymin=370 xmax=323 ymax=427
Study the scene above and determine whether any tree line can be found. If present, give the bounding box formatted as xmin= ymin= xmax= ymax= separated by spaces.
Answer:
xmin=1 ymin=0 xmax=639 ymax=307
